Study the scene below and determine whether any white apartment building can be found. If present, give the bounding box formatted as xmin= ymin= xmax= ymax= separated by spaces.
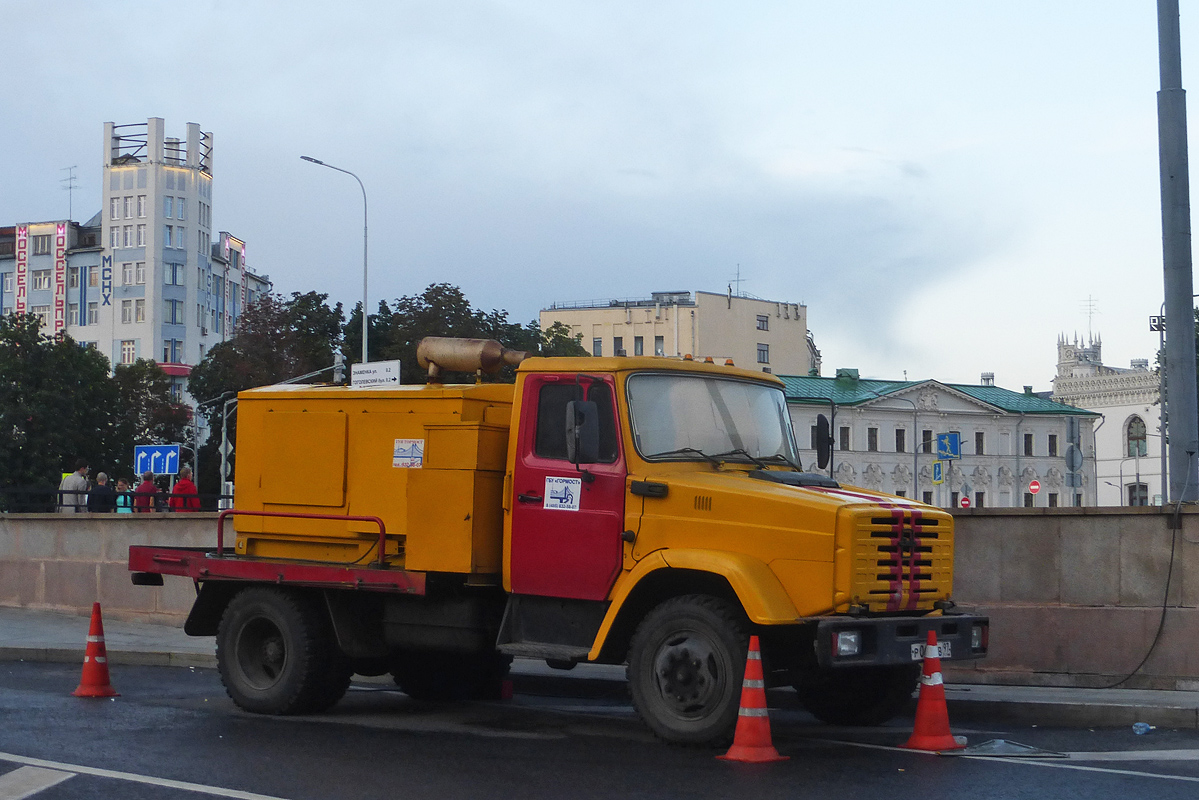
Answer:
xmin=541 ymin=289 xmax=821 ymax=375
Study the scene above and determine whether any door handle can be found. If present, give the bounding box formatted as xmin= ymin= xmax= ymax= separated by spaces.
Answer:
xmin=517 ymin=493 xmax=543 ymax=504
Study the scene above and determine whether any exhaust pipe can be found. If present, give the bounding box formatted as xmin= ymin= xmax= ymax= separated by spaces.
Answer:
xmin=416 ymin=337 xmax=528 ymax=382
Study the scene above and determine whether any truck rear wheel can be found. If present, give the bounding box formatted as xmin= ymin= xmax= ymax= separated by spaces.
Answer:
xmin=217 ymin=587 xmax=347 ymax=715
xmin=793 ymin=664 xmax=920 ymax=726
xmin=627 ymin=595 xmax=749 ymax=746
xmin=390 ymin=650 xmax=512 ymax=701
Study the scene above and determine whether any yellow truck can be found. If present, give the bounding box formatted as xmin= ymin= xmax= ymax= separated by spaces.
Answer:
xmin=130 ymin=337 xmax=987 ymax=745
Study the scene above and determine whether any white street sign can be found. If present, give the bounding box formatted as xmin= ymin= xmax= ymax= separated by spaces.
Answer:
xmin=351 ymin=360 xmax=401 ymax=387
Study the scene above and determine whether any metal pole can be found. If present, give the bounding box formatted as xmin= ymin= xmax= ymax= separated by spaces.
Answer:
xmin=1157 ymin=0 xmax=1199 ymax=501
xmin=301 ymin=156 xmax=369 ymax=364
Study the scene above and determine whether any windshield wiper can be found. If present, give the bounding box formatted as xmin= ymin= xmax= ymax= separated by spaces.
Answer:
xmin=645 ymin=447 xmax=722 ymax=466
xmin=760 ymin=453 xmax=803 ymax=472
xmin=711 ymin=449 xmax=769 ymax=469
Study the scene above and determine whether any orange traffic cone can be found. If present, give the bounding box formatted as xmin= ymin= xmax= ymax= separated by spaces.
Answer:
xmin=73 ymin=603 xmax=119 ymax=698
xmin=718 ymin=635 xmax=788 ymax=763
xmin=901 ymin=631 xmax=961 ymax=751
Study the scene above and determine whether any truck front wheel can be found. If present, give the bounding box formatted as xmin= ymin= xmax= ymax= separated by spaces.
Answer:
xmin=793 ymin=664 xmax=920 ymax=726
xmin=217 ymin=587 xmax=348 ymax=715
xmin=627 ymin=595 xmax=749 ymax=746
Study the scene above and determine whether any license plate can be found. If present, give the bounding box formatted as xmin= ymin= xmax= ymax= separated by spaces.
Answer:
xmin=910 ymin=641 xmax=951 ymax=660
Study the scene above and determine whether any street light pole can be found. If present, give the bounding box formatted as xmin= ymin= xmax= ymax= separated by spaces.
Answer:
xmin=301 ymin=156 xmax=369 ymax=365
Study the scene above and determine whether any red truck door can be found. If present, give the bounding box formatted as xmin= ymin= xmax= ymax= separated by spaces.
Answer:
xmin=509 ymin=374 xmax=625 ymax=600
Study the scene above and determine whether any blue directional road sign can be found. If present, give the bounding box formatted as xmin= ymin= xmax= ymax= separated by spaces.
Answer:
xmin=134 ymin=444 xmax=181 ymax=476
xmin=936 ymin=432 xmax=961 ymax=460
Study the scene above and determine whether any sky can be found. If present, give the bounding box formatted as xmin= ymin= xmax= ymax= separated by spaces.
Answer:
xmin=1 ymin=1 xmax=1192 ymax=390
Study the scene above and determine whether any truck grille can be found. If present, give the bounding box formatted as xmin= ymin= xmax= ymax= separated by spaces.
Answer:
xmin=849 ymin=507 xmax=953 ymax=612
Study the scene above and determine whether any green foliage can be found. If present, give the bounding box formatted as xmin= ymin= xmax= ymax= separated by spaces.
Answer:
xmin=0 ymin=314 xmax=187 ymax=503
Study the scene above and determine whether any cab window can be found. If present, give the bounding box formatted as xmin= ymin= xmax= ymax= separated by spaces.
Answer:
xmin=534 ymin=381 xmax=619 ymax=463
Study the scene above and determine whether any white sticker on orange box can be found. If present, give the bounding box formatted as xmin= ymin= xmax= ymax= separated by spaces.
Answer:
xmin=393 ymin=439 xmax=424 ymax=468
xmin=544 ymin=476 xmax=581 ymax=511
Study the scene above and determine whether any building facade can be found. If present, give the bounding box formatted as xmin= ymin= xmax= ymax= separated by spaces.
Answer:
xmin=540 ymin=289 xmax=821 ymax=375
xmin=1050 ymin=334 xmax=1162 ymax=506
xmin=0 ymin=118 xmax=270 ymax=404
xmin=782 ymin=370 xmax=1099 ymax=509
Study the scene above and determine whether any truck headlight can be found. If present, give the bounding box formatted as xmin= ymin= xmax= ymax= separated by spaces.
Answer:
xmin=834 ymin=630 xmax=861 ymax=657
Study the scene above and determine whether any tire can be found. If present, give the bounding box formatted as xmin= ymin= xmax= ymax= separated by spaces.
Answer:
xmin=626 ymin=595 xmax=749 ymax=746
xmin=216 ymin=587 xmax=344 ymax=715
xmin=391 ymin=650 xmax=512 ymax=701
xmin=794 ymin=664 xmax=920 ymax=726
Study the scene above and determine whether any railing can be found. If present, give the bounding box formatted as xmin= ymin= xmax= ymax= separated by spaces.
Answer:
xmin=215 ymin=509 xmax=389 ymax=567
xmin=0 ymin=486 xmax=233 ymax=514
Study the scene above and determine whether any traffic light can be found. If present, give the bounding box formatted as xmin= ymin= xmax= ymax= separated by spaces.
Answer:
xmin=333 ymin=352 xmax=345 ymax=384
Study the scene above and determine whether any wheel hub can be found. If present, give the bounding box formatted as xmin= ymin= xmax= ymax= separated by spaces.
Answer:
xmin=653 ymin=635 xmax=720 ymax=715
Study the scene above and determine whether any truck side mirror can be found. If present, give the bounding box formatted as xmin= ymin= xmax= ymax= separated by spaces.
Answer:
xmin=816 ymin=414 xmax=832 ymax=470
xmin=565 ymin=400 xmax=600 ymax=464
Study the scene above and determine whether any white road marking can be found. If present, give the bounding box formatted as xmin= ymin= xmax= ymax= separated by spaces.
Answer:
xmin=0 ymin=752 xmax=291 ymax=800
xmin=1066 ymin=749 xmax=1199 ymax=762
xmin=0 ymin=767 xmax=74 ymax=800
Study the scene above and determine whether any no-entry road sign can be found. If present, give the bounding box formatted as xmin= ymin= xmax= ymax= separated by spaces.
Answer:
xmin=960 ymin=496 xmax=971 ymax=508
xmin=1029 ymin=479 xmax=1041 ymax=495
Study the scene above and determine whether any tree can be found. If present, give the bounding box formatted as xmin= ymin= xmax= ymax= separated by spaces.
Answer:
xmin=539 ymin=320 xmax=589 ymax=358
xmin=0 ymin=314 xmax=118 ymax=507
xmin=108 ymin=359 xmax=192 ymax=479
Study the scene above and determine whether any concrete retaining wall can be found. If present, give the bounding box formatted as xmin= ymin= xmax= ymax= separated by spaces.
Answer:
xmin=2 ymin=507 xmax=1198 ymax=689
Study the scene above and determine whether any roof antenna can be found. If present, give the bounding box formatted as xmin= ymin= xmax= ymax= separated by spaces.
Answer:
xmin=61 ymin=166 xmax=78 ymax=222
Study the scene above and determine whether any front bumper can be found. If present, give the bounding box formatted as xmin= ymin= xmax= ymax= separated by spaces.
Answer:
xmin=814 ymin=614 xmax=988 ymax=669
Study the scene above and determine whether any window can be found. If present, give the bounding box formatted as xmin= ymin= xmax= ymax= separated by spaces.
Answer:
xmin=163 ymin=339 xmax=183 ymax=363
xmin=68 ymin=303 xmax=79 ymax=325
xmin=135 ymin=299 xmax=145 ymax=322
xmin=169 ymin=379 xmax=184 ymax=402
xmin=810 ymin=425 xmax=819 ymax=449
xmin=121 ymin=300 xmax=133 ymax=324
xmin=951 ymin=491 xmax=960 ymax=508
xmin=895 ymin=490 xmax=906 ymax=498
xmin=922 ymin=491 xmax=933 ymax=504
xmin=32 ymin=235 xmax=51 ymax=255
xmin=757 ymin=343 xmax=769 ymax=364
xmin=165 ymin=263 xmax=184 ymax=285
xmin=1 ymin=307 xmax=10 ymax=316
xmin=31 ymin=270 xmax=51 ymax=290
xmin=164 ymin=196 xmax=174 ymax=218
xmin=895 ymin=428 xmax=906 ymax=453
xmin=123 ymin=196 xmax=132 ymax=218
xmin=137 ymin=195 xmax=146 ymax=218
xmin=135 ymin=262 xmax=146 ymax=284
xmin=176 ymin=227 xmax=185 ymax=247
xmin=68 ymin=267 xmax=79 ymax=289
xmin=839 ymin=426 xmax=850 ymax=451
xmin=122 ymin=263 xmax=134 ymax=284
xmin=120 ymin=340 xmax=135 ymax=365
xmin=31 ymin=305 xmax=51 ymax=327
xmin=867 ymin=427 xmax=878 ymax=451
xmin=164 ymin=225 xmax=173 ymax=248
xmin=176 ymin=199 xmax=185 ymax=220
xmin=88 ymin=268 xmax=98 ymax=287
xmin=110 ymin=227 xmax=119 ymax=248
xmin=654 ymin=336 xmax=665 ymax=356
xmin=165 ymin=299 xmax=184 ymax=325
xmin=137 ymin=224 xmax=146 ymax=246
xmin=634 ymin=336 xmax=644 ymax=356
xmin=1024 ymin=492 xmax=1034 ymax=507
xmin=2 ymin=273 xmax=11 ymax=292
xmin=756 ymin=315 xmax=769 ymax=331
xmin=1048 ymin=492 xmax=1059 ymax=508
xmin=534 ymin=381 xmax=619 ymax=463
xmin=613 ymin=336 xmax=623 ymax=356
xmin=1024 ymin=433 xmax=1034 ymax=456
xmin=1048 ymin=434 xmax=1058 ymax=457
xmin=922 ymin=429 xmax=933 ymax=454
xmin=975 ymin=432 xmax=985 ymax=455
xmin=1127 ymin=417 xmax=1148 ymax=457
xmin=975 ymin=492 xmax=985 ymax=509
xmin=592 ymin=338 xmax=602 ymax=357
xmin=1127 ymin=483 xmax=1149 ymax=506
xmin=87 ymin=302 xmax=98 ymax=324
xmin=123 ymin=225 xmax=132 ymax=247
xmin=110 ymin=197 xmax=119 ymax=219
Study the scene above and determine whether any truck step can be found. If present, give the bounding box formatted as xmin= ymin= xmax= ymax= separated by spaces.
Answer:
xmin=496 ymin=643 xmax=591 ymax=661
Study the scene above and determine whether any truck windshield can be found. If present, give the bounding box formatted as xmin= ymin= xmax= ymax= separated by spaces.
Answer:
xmin=626 ymin=373 xmax=800 ymax=464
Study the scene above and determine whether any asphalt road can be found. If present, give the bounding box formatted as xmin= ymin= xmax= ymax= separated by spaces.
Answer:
xmin=2 ymin=661 xmax=1199 ymax=800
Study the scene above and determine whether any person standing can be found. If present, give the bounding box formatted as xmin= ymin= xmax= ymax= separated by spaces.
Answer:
xmin=86 ymin=472 xmax=117 ymax=513
xmin=58 ymin=459 xmax=89 ymax=513
xmin=134 ymin=471 xmax=157 ymax=512
xmin=169 ymin=466 xmax=201 ymax=512
xmin=115 ymin=478 xmax=134 ymax=513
